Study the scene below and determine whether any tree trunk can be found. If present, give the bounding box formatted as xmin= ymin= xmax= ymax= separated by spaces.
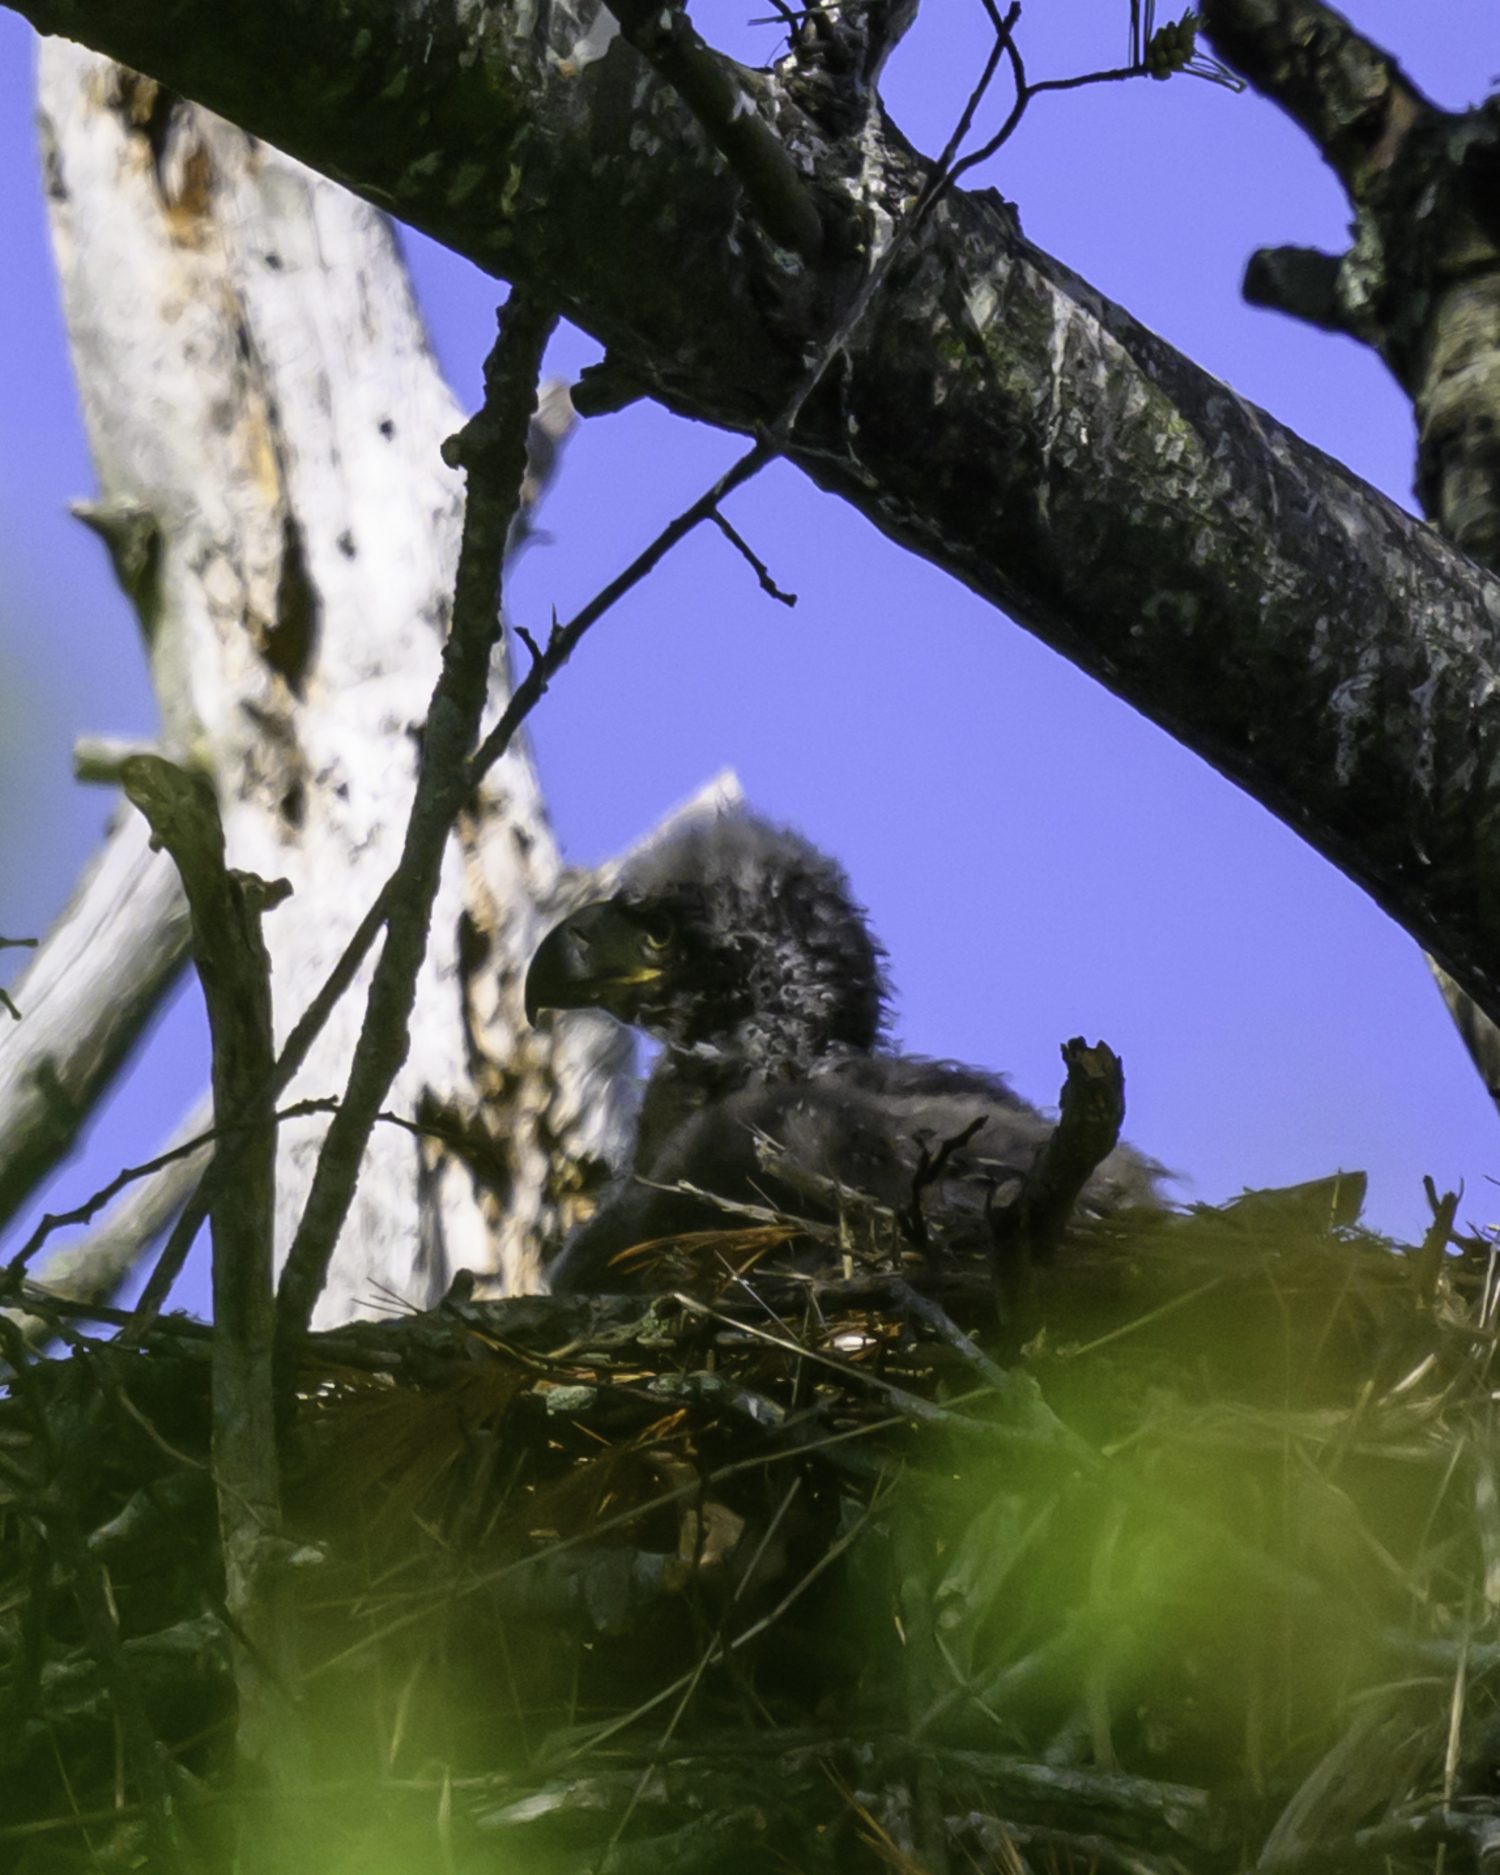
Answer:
xmin=28 ymin=40 xmax=635 ymax=1315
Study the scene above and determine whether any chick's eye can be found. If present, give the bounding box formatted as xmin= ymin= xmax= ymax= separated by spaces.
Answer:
xmin=640 ymin=913 xmax=674 ymax=952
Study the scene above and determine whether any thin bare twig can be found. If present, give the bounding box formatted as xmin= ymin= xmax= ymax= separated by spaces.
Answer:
xmin=468 ymin=441 xmax=773 ymax=787
xmin=464 ymin=2 xmax=1031 ymax=820
xmin=122 ymin=886 xmax=395 ymax=1343
xmin=708 ymin=509 xmax=797 ymax=606
xmin=2 ymin=1096 xmax=334 ymax=1289
xmin=6 ymin=1096 xmax=478 ymax=1324
xmin=900 ymin=1114 xmax=987 ymax=1257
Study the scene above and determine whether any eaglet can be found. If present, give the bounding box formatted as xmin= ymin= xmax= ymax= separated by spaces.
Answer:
xmin=526 ymin=811 xmax=1165 ymax=1292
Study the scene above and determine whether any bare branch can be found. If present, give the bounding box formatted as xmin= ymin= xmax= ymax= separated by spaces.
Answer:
xmin=0 ymin=805 xmax=190 ymax=1233
xmin=1201 ymin=0 xmax=1433 ymax=199
xmin=995 ymin=1038 xmax=1129 ymax=1258
xmin=605 ymin=0 xmax=827 ymax=263
xmin=707 ymin=509 xmax=797 ymax=606
xmin=469 ymin=441 xmax=773 ymax=787
xmin=119 ymin=754 xmax=300 ymax=1798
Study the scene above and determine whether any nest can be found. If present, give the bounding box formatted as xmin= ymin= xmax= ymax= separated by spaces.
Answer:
xmin=2 ymin=1172 xmax=1499 ymax=1873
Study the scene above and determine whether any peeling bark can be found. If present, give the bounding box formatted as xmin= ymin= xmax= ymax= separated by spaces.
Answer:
xmin=7 ymin=0 xmax=1500 ymax=1035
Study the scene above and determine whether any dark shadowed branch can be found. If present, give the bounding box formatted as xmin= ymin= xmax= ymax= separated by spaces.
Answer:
xmin=603 ymin=0 xmax=827 ymax=263
xmin=118 ymin=753 xmax=301 ymax=1812
xmin=998 ymin=1038 xmax=1128 ymax=1258
xmin=1200 ymin=0 xmax=1500 ymax=1095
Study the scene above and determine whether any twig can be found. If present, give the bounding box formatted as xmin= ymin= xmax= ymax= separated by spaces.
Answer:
xmin=467 ymin=441 xmax=772 ymax=789
xmin=672 ymin=1290 xmax=1094 ymax=1459
xmin=469 ymin=0 xmax=1031 ymax=822
xmin=604 ymin=0 xmax=826 ymax=263
xmin=0 ymin=937 xmax=38 ymax=1018
xmin=886 ymin=1276 xmax=1028 ymax=1403
xmin=900 ymin=1114 xmax=987 ymax=1259
xmin=2 ymin=1095 xmax=343 ymax=1289
xmin=273 ymin=289 xmax=558 ymax=1379
xmin=0 ymin=1315 xmax=197 ymax=1870
xmin=1417 ymin=1176 xmax=1462 ymax=1301
xmin=121 ymin=884 xmax=395 ymax=1343
xmin=924 ymin=0 xmax=1022 ymax=210
xmin=4 ymin=1121 xmax=212 ymax=1286
xmin=708 ymin=509 xmax=796 ymax=606
xmin=927 ymin=1 xmax=1241 ymax=223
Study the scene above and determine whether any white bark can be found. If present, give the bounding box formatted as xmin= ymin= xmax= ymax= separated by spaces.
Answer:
xmin=0 ymin=801 xmax=190 ymax=1230
xmin=36 ymin=42 xmax=634 ymax=1319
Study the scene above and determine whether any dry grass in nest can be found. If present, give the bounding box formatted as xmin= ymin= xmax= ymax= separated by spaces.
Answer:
xmin=1 ymin=1172 xmax=1498 ymax=1872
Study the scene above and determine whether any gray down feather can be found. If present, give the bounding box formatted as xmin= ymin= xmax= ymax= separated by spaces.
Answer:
xmin=530 ymin=810 xmax=1166 ymax=1292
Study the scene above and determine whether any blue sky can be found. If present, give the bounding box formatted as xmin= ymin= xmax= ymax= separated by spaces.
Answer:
xmin=1 ymin=2 xmax=1498 ymax=1316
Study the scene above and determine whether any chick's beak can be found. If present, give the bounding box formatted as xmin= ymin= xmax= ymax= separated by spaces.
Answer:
xmin=524 ymin=899 xmax=665 ymax=1026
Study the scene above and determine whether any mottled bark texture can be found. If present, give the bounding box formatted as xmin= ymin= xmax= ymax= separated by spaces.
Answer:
xmin=1200 ymin=0 xmax=1500 ymax=1091
xmin=29 ymin=42 xmax=634 ymax=1319
xmin=119 ymin=754 xmax=300 ymax=1805
xmin=8 ymin=0 xmax=1500 ymax=1037
xmin=1203 ymin=0 xmax=1500 ymax=569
